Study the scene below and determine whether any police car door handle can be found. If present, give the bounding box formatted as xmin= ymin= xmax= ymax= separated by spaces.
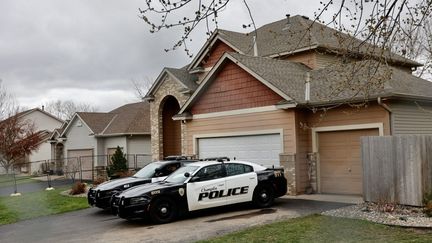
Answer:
xmin=218 ymin=184 xmax=224 ymax=186
xmin=249 ymin=177 xmax=255 ymax=179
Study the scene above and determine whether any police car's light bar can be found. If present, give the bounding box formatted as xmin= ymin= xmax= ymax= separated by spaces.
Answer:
xmin=201 ymin=157 xmax=230 ymax=162
xmin=164 ymin=155 xmax=195 ymax=161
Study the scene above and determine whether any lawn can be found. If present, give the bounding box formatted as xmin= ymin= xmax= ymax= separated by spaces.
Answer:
xmin=0 ymin=174 xmax=36 ymax=188
xmin=0 ymin=186 xmax=89 ymax=225
xmin=201 ymin=214 xmax=432 ymax=243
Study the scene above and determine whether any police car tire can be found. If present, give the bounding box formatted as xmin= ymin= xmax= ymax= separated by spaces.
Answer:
xmin=253 ymin=185 xmax=274 ymax=208
xmin=149 ymin=197 xmax=177 ymax=224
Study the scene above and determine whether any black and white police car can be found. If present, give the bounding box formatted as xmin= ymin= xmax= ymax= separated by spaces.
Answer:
xmin=111 ymin=159 xmax=287 ymax=223
xmin=88 ymin=156 xmax=197 ymax=209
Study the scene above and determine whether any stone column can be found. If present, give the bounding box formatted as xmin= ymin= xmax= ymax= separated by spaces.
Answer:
xmin=279 ymin=153 xmax=297 ymax=195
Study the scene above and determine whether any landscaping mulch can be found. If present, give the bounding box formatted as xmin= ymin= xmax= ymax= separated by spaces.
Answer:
xmin=323 ymin=202 xmax=432 ymax=228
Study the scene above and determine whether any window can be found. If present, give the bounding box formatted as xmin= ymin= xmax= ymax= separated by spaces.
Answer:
xmin=159 ymin=163 xmax=180 ymax=176
xmin=194 ymin=164 xmax=224 ymax=181
xmin=225 ymin=163 xmax=253 ymax=177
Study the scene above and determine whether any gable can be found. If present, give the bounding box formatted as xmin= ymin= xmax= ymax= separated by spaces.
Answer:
xmin=200 ymin=40 xmax=235 ymax=68
xmin=21 ymin=110 xmax=63 ymax=132
xmin=191 ymin=60 xmax=284 ymax=114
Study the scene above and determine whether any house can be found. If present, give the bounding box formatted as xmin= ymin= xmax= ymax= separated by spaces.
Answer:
xmin=145 ymin=15 xmax=432 ymax=195
xmin=52 ymin=102 xmax=151 ymax=179
xmin=0 ymin=108 xmax=64 ymax=174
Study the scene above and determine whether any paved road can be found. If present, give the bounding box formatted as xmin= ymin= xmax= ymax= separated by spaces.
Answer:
xmin=0 ymin=197 xmax=350 ymax=243
xmin=0 ymin=179 xmax=76 ymax=196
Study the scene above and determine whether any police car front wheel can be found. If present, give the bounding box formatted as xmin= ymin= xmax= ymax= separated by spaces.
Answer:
xmin=149 ymin=197 xmax=177 ymax=224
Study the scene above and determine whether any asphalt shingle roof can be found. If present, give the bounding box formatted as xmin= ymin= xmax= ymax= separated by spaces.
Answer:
xmin=223 ymin=53 xmax=432 ymax=105
xmin=165 ymin=68 xmax=198 ymax=91
xmin=218 ymin=15 xmax=420 ymax=66
xmin=75 ymin=102 xmax=150 ymax=136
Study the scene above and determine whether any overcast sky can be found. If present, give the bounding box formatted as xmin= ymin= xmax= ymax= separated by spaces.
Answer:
xmin=1 ymin=0 xmax=333 ymax=112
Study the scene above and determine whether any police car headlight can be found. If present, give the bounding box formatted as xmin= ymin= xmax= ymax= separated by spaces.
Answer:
xmin=130 ymin=196 xmax=149 ymax=205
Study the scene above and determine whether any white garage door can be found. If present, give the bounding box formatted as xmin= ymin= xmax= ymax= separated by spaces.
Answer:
xmin=198 ymin=134 xmax=281 ymax=167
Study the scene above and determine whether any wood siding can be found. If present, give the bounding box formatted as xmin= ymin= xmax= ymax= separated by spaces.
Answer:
xmin=390 ymin=100 xmax=432 ymax=135
xmin=191 ymin=61 xmax=283 ymax=114
xmin=185 ymin=109 xmax=296 ymax=156
xmin=202 ymin=41 xmax=235 ymax=68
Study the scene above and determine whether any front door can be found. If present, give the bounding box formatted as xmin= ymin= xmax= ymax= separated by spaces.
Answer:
xmin=186 ymin=164 xmax=226 ymax=211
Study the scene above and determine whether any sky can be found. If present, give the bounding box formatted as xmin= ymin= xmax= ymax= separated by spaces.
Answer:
xmin=0 ymin=0 xmax=337 ymax=112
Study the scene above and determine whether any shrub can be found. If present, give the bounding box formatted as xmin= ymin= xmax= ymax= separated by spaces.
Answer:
xmin=107 ymin=146 xmax=128 ymax=179
xmin=117 ymin=170 xmax=134 ymax=178
xmin=92 ymin=177 xmax=107 ymax=186
xmin=70 ymin=182 xmax=86 ymax=195
xmin=423 ymin=192 xmax=432 ymax=217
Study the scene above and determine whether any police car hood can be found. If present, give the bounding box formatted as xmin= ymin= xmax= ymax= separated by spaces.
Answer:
xmin=120 ymin=181 xmax=181 ymax=198
xmin=96 ymin=177 xmax=151 ymax=191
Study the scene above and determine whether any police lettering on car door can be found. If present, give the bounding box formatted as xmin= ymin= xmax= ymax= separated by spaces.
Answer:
xmin=198 ymin=186 xmax=249 ymax=201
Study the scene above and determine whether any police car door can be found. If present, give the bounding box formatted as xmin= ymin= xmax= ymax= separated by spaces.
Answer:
xmin=224 ymin=163 xmax=257 ymax=205
xmin=186 ymin=164 xmax=226 ymax=211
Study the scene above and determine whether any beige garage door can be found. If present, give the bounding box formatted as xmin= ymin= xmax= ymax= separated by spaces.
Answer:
xmin=318 ymin=129 xmax=379 ymax=195
xmin=67 ymin=149 xmax=93 ymax=180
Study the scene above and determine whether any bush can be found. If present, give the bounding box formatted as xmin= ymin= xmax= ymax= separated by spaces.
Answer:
xmin=107 ymin=146 xmax=128 ymax=178
xmin=423 ymin=192 xmax=432 ymax=217
xmin=92 ymin=177 xmax=107 ymax=187
xmin=117 ymin=170 xmax=134 ymax=178
xmin=70 ymin=182 xmax=86 ymax=195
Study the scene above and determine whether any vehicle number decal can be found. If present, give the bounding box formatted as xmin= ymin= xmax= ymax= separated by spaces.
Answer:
xmin=198 ymin=186 xmax=249 ymax=201
xmin=151 ymin=190 xmax=161 ymax=195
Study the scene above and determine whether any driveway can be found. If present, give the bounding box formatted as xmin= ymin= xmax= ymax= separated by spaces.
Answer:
xmin=0 ymin=197 xmax=352 ymax=243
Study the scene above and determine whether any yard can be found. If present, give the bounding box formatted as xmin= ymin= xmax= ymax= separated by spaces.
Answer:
xmin=0 ymin=174 xmax=35 ymax=188
xmin=0 ymin=186 xmax=89 ymax=225
xmin=201 ymin=214 xmax=432 ymax=243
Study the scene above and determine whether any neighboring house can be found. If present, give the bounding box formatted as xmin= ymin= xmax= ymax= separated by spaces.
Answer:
xmin=52 ymin=102 xmax=151 ymax=179
xmin=144 ymin=15 xmax=432 ymax=196
xmin=0 ymin=108 xmax=64 ymax=175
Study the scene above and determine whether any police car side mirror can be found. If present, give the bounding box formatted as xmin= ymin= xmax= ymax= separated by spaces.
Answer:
xmin=189 ymin=176 xmax=201 ymax=183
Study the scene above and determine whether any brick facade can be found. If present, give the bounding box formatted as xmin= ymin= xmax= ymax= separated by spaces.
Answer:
xmin=191 ymin=61 xmax=284 ymax=114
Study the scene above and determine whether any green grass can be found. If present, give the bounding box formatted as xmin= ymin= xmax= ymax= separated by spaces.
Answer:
xmin=0 ymin=186 xmax=89 ymax=225
xmin=201 ymin=214 xmax=432 ymax=243
xmin=0 ymin=174 xmax=36 ymax=188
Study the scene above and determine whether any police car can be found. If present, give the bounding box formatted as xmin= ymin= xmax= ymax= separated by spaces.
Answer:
xmin=88 ymin=156 xmax=197 ymax=209
xmin=111 ymin=159 xmax=287 ymax=223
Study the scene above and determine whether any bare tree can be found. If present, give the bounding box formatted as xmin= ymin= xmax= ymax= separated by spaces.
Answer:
xmin=44 ymin=100 xmax=98 ymax=120
xmin=131 ymin=77 xmax=154 ymax=99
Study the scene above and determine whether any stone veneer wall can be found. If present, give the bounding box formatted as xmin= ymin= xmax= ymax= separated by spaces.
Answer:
xmin=279 ymin=153 xmax=297 ymax=195
xmin=150 ymin=75 xmax=190 ymax=161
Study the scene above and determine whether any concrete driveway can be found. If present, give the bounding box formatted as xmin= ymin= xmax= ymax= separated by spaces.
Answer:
xmin=0 ymin=196 xmax=353 ymax=243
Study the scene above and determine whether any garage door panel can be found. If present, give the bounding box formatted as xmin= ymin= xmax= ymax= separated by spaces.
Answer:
xmin=319 ymin=128 xmax=379 ymax=195
xmin=198 ymin=134 xmax=281 ymax=167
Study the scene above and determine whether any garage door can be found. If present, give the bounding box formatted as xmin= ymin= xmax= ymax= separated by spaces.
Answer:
xmin=318 ymin=129 xmax=379 ymax=195
xmin=67 ymin=149 xmax=93 ymax=180
xmin=198 ymin=134 xmax=281 ymax=167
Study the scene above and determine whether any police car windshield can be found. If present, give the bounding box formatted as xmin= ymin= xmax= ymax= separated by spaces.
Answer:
xmin=165 ymin=165 xmax=199 ymax=183
xmin=133 ymin=163 xmax=163 ymax=178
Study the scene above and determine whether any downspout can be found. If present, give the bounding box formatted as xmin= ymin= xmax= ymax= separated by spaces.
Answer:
xmin=377 ymin=97 xmax=392 ymax=135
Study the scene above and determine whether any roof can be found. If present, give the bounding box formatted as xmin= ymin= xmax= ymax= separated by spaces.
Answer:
xmin=189 ymin=15 xmax=420 ymax=70
xmin=145 ymin=67 xmax=198 ymax=98
xmin=308 ymin=60 xmax=432 ymax=105
xmin=62 ymin=102 xmax=150 ymax=137
xmin=178 ymin=52 xmax=432 ymax=114
xmin=15 ymin=108 xmax=64 ymax=123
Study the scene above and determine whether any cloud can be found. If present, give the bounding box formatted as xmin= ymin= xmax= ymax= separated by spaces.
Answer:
xmin=0 ymin=0 xmax=324 ymax=111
